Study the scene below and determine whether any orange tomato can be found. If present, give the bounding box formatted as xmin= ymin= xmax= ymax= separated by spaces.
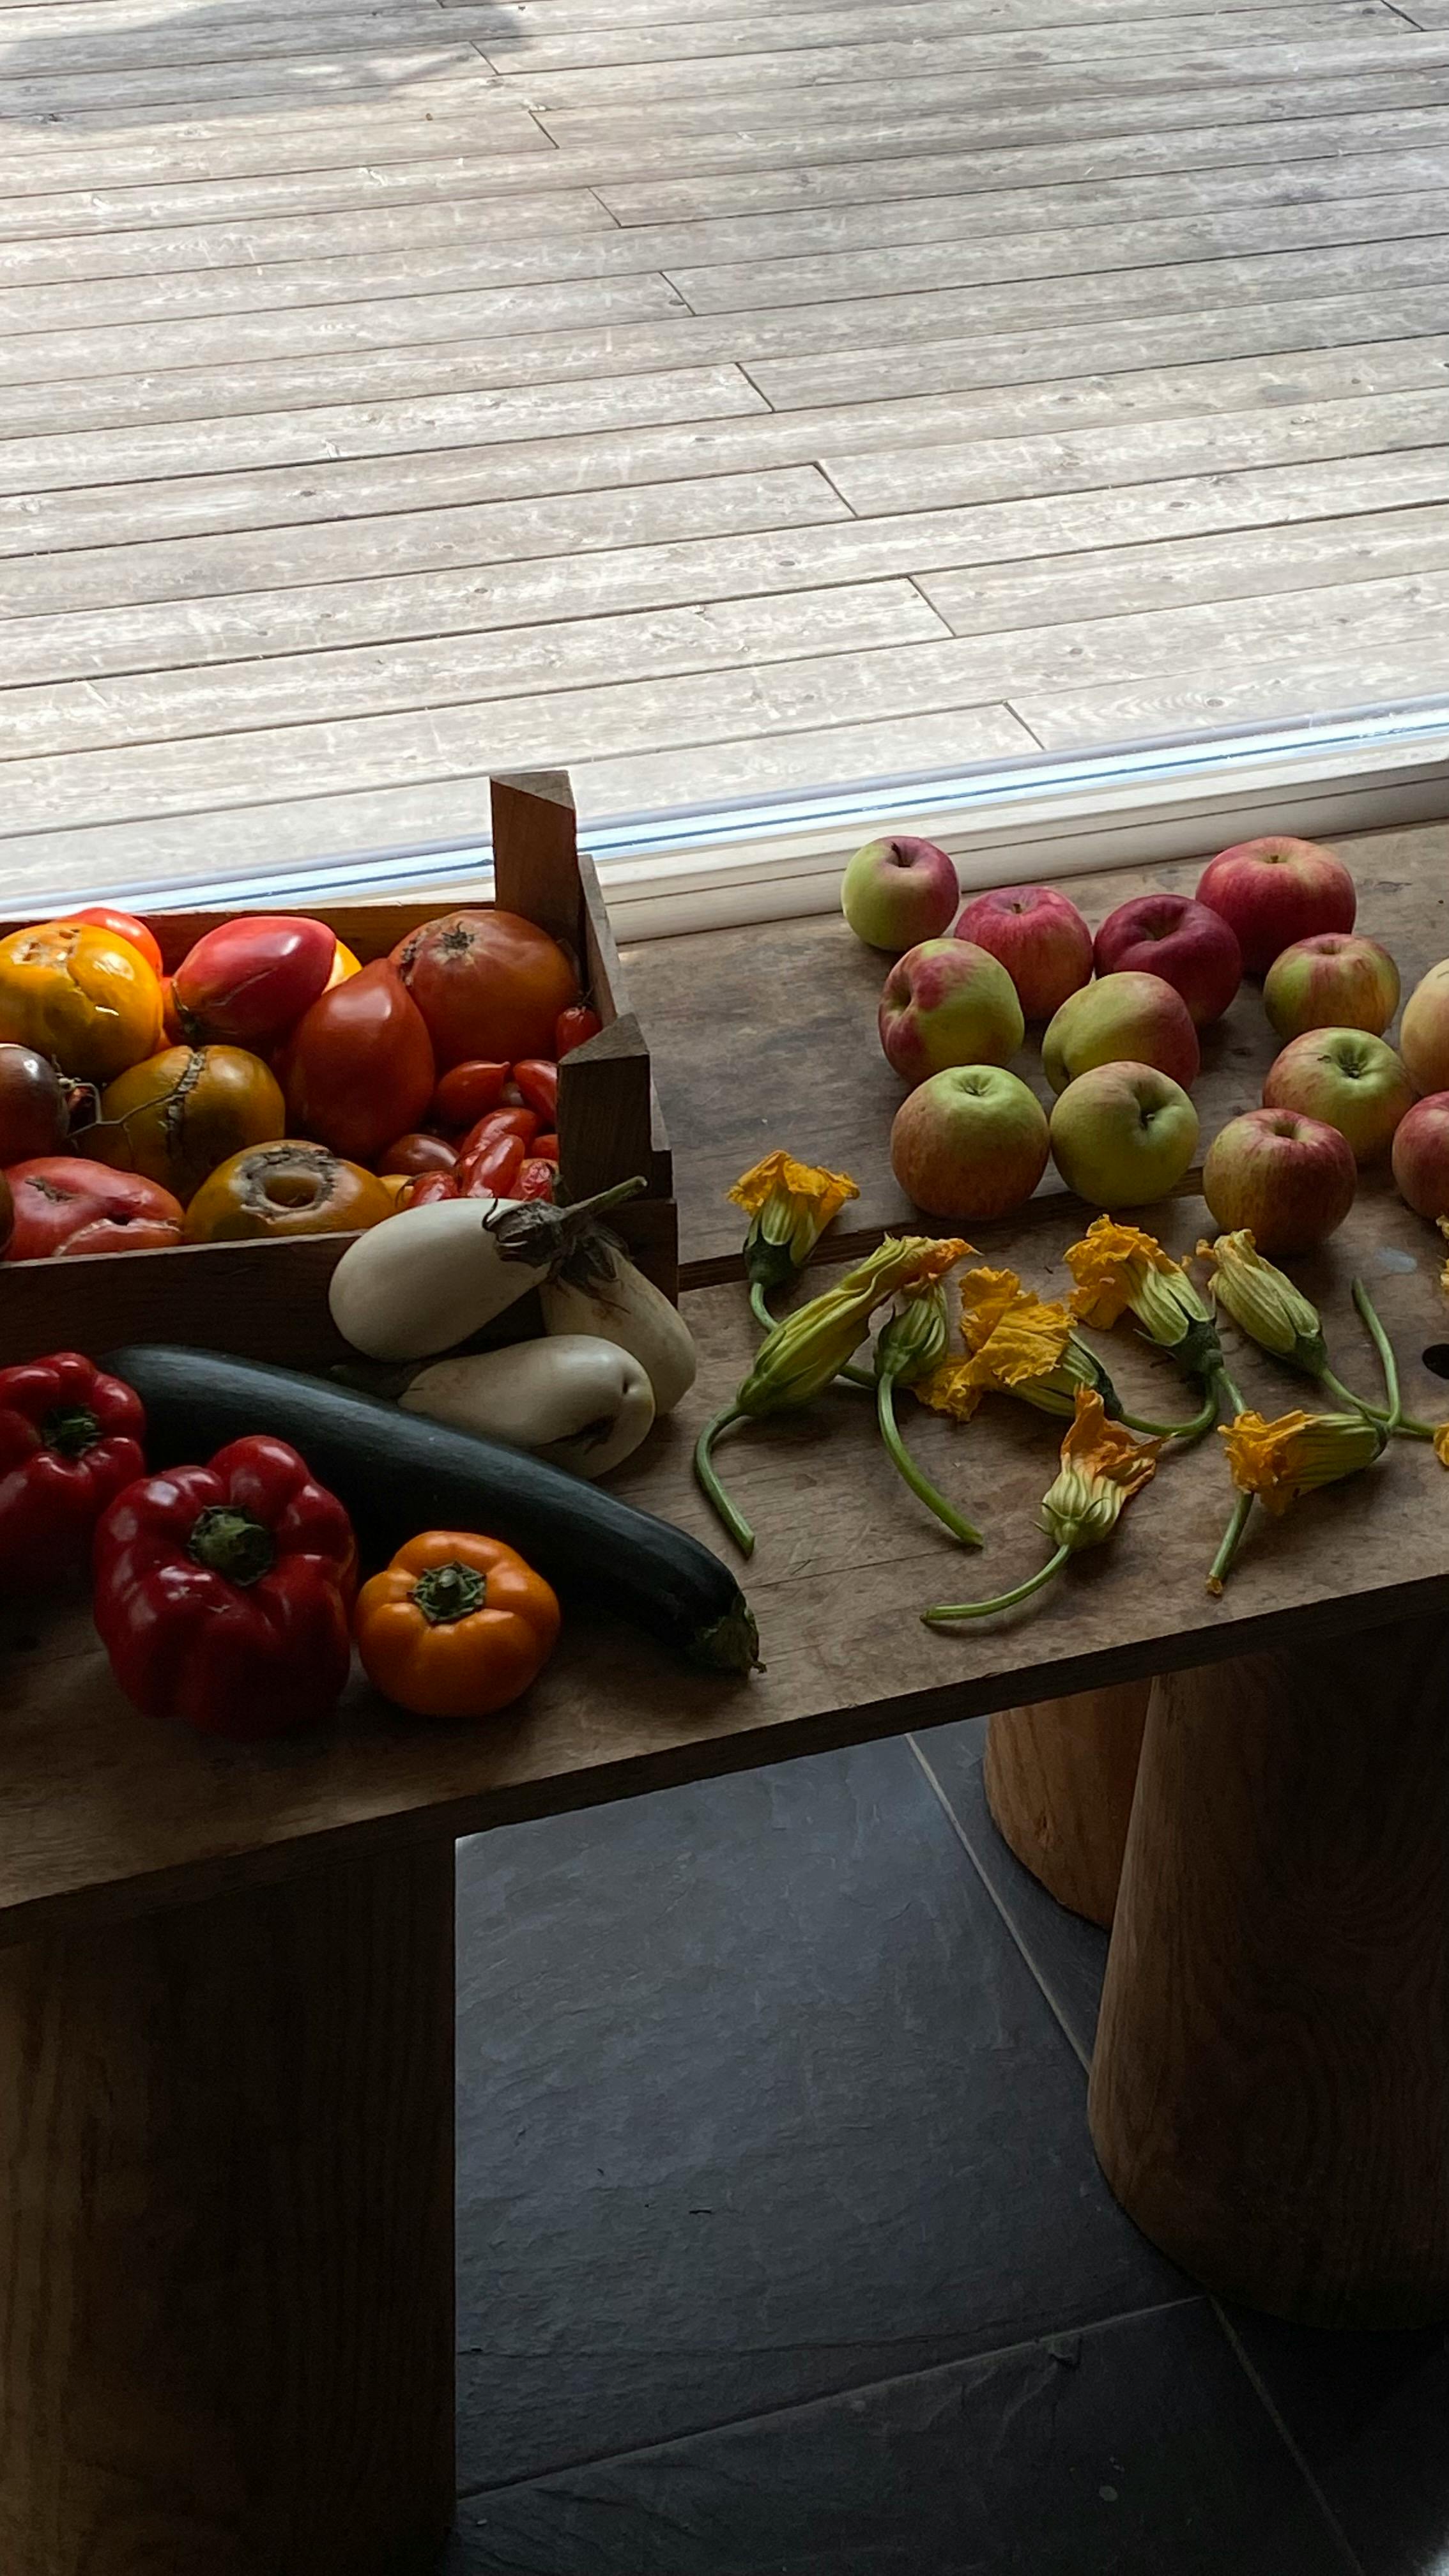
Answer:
xmin=91 ymin=1045 xmax=286 ymax=1205
xmin=353 ymin=1530 xmax=560 ymax=1719
xmin=391 ymin=910 xmax=579 ymax=1069
xmin=0 ymin=921 xmax=162 ymax=1084
xmin=326 ymin=939 xmax=362 ymax=987
xmin=59 ymin=905 xmax=165 ymax=979
xmin=183 ymin=1140 xmax=394 ymax=1241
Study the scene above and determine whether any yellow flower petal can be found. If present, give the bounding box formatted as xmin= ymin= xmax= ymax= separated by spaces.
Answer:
xmin=1064 ymin=1216 xmax=1176 ymax=1328
xmin=1219 ymin=1407 xmax=1385 ymax=1516
xmin=1435 ymin=1423 xmax=1449 ymax=1471
xmin=728 ymin=1150 xmax=859 ymax=1227
xmin=916 ymin=1356 xmax=986 ymax=1422
xmin=1039 ymin=1386 xmax=1162 ymax=1551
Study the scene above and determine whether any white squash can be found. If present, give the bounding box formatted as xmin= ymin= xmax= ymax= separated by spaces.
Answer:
xmin=400 ymin=1335 xmax=655 ymax=1478
xmin=540 ymin=1254 xmax=696 ymax=1413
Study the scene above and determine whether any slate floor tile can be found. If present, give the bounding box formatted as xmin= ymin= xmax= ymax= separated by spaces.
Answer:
xmin=1230 ymin=2311 xmax=1449 ymax=2576
xmin=444 ymin=2298 xmax=1352 ymax=2576
xmin=912 ymin=1717 xmax=1110 ymax=2064
xmin=454 ymin=1735 xmax=1179 ymax=2489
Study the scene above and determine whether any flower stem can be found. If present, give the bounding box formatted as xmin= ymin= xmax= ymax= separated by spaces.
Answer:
xmin=747 ymin=1280 xmax=776 ymax=1335
xmin=693 ymin=1404 xmax=756 ymax=1558
xmin=1352 ymin=1280 xmax=1403 ymax=1434
xmin=878 ymin=1372 xmax=983 ymax=1548
xmin=838 ymin=1358 xmax=877 ymax=1390
xmin=1318 ymin=1367 xmax=1433 ymax=1436
xmin=1207 ymin=1489 xmax=1255 ymax=1596
xmin=923 ymin=1544 xmax=1071 ymax=1624
xmin=1119 ymin=1384 xmax=1220 ymax=1445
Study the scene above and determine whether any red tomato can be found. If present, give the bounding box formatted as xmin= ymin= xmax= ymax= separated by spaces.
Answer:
xmin=457 ymin=1107 xmax=537 ymax=1154
xmin=514 ymin=1158 xmax=555 ymax=1202
xmin=391 ymin=910 xmax=579 ymax=1069
xmin=532 ymin=1132 xmax=559 ymax=1163
xmin=406 ymin=1171 xmax=460 ymax=1208
xmin=174 ymin=915 xmax=337 ymax=1050
xmin=4 ymin=1157 xmax=183 ymax=1260
xmin=0 ymin=1042 xmax=70 ymax=1163
xmin=457 ymin=1133 xmax=525 ymax=1198
xmin=379 ymin=1131 xmax=457 ymax=1176
xmin=60 ymin=906 xmax=165 ymax=979
xmin=429 ymin=1059 xmax=509 ymax=1131
xmin=279 ymin=961 xmax=434 ymax=1165
xmin=512 ymin=1059 xmax=558 ymax=1122
xmin=0 ymin=1171 xmax=11 ymax=1255
xmin=555 ymin=1005 xmax=602 ymax=1057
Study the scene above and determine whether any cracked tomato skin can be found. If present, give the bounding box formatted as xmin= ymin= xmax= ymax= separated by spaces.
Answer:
xmin=56 ymin=906 xmax=164 ymax=979
xmin=91 ymin=1044 xmax=286 ymax=1205
xmin=0 ymin=1351 xmax=147 ymax=1588
xmin=3 ymin=1157 xmax=184 ymax=1261
xmin=0 ymin=921 xmax=163 ymax=1084
xmin=391 ymin=910 xmax=578 ymax=1069
xmin=172 ymin=915 xmax=337 ymax=1052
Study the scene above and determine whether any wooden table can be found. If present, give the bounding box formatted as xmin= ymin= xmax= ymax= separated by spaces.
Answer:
xmin=6 ymin=822 xmax=1449 ymax=2572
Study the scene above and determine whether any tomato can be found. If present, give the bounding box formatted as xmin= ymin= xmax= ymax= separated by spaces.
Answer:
xmin=0 ymin=1172 xmax=12 ymax=1256
xmin=58 ymin=905 xmax=164 ymax=979
xmin=173 ymin=915 xmax=336 ymax=1050
xmin=404 ymin=1171 xmax=459 ymax=1208
xmin=457 ymin=1132 xmax=525 ymax=1198
xmin=326 ymin=939 xmax=362 ymax=988
xmin=90 ymin=1044 xmax=286 ymax=1205
xmin=279 ymin=961 xmax=434 ymax=1165
xmin=379 ymin=1131 xmax=457 ymax=1176
xmin=555 ymin=1005 xmax=602 ymax=1057
xmin=0 ymin=922 xmax=162 ymax=1084
xmin=158 ymin=975 xmax=185 ymax=1046
xmin=376 ymin=1173 xmax=413 ymax=1204
xmin=0 ymin=1042 xmax=70 ymax=1164
xmin=532 ymin=1132 xmax=559 ymax=1163
xmin=4 ymin=1157 xmax=183 ymax=1261
xmin=514 ymin=1158 xmax=555 ymax=1203
xmin=183 ymin=1141 xmax=395 ymax=1242
xmin=429 ymin=1059 xmax=509 ymax=1131
xmin=512 ymin=1059 xmax=558 ymax=1122
xmin=391 ymin=909 xmax=579 ymax=1069
xmin=457 ymin=1107 xmax=537 ymax=1154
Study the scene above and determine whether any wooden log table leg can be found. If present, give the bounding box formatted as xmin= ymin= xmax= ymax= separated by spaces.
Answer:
xmin=0 ymin=1841 xmax=457 ymax=2576
xmin=984 ymin=1682 xmax=1151 ymax=1927
xmin=1089 ymin=1619 xmax=1449 ymax=2328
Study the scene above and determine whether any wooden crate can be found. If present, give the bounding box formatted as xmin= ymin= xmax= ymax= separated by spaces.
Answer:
xmin=0 ymin=771 xmax=677 ymax=1369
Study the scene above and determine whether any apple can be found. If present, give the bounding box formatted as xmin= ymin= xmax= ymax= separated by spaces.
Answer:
xmin=878 ymin=938 xmax=1024 ymax=1084
xmin=1195 ymin=835 xmax=1356 ymax=974
xmin=1202 ymin=1107 xmax=1356 ymax=1254
xmin=953 ymin=883 xmax=1092 ymax=1020
xmin=1041 ymin=970 xmax=1199 ymax=1095
xmin=1049 ymin=1061 xmax=1199 ymax=1208
xmin=1392 ymin=1091 xmax=1449 ymax=1220
xmin=1092 ymin=891 xmax=1242 ymax=1027
xmin=841 ymin=834 xmax=960 ymax=953
xmin=1263 ymin=931 xmax=1400 ymax=1041
xmin=1261 ymin=1026 xmax=1414 ymax=1163
xmin=1397 ymin=958 xmax=1449 ymax=1094
xmin=890 ymin=1064 xmax=1050 ymax=1220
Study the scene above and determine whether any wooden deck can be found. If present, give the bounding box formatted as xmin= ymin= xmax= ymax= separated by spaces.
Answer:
xmin=3 ymin=0 xmax=1449 ymax=901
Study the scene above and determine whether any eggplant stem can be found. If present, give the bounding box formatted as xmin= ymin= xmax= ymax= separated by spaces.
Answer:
xmin=1352 ymin=1280 xmax=1403 ymax=1434
xmin=923 ymin=1544 xmax=1071 ymax=1624
xmin=693 ymin=1404 xmax=755 ymax=1557
xmin=877 ymin=1372 xmax=983 ymax=1548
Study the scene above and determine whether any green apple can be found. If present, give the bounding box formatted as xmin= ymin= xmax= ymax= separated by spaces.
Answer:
xmin=1262 ymin=1027 xmax=1414 ymax=1163
xmin=1049 ymin=1061 xmax=1199 ymax=1208
xmin=1041 ymin=970 xmax=1199 ymax=1095
xmin=841 ymin=835 xmax=959 ymax=953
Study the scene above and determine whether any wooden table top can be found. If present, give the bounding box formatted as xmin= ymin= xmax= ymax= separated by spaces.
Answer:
xmin=6 ymin=817 xmax=1449 ymax=1944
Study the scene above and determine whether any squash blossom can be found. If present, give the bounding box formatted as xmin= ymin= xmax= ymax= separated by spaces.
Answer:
xmin=1066 ymin=1218 xmax=1224 ymax=1390
xmin=695 ymin=1235 xmax=970 ymax=1555
xmin=729 ymin=1151 xmax=859 ymax=1328
xmin=1220 ymin=1407 xmax=1388 ymax=1516
xmin=873 ymin=1280 xmax=983 ymax=1549
xmin=917 ymin=1266 xmax=1121 ymax=1423
xmin=924 ymin=1389 xmax=1162 ymax=1625
xmin=1196 ymin=1231 xmax=1328 ymax=1374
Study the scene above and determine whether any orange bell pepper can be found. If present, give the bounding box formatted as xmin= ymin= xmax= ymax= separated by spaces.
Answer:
xmin=354 ymin=1529 xmax=560 ymax=1719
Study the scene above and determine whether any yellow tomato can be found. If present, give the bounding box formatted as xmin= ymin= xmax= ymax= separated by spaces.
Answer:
xmin=183 ymin=1140 xmax=395 ymax=1241
xmin=0 ymin=921 xmax=162 ymax=1083
xmin=93 ymin=1045 xmax=286 ymax=1205
xmin=326 ymin=939 xmax=362 ymax=988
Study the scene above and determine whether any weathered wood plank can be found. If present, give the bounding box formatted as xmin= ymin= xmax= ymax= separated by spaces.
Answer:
xmin=1015 ymin=640 xmax=1449 ymax=743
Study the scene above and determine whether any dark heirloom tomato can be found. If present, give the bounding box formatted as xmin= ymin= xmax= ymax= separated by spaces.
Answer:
xmin=0 ymin=1172 xmax=11 ymax=1255
xmin=183 ymin=1141 xmax=394 ymax=1242
xmin=379 ymin=1131 xmax=457 ymax=1176
xmin=91 ymin=1045 xmax=285 ymax=1204
xmin=58 ymin=905 xmax=164 ymax=978
xmin=173 ymin=915 xmax=336 ymax=1051
xmin=279 ymin=962 xmax=434 ymax=1165
xmin=391 ymin=910 xmax=578 ymax=1068
xmin=3 ymin=1158 xmax=183 ymax=1260
xmin=0 ymin=1041 xmax=70 ymax=1164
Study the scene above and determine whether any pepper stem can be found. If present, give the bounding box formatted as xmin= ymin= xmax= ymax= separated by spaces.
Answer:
xmin=693 ymin=1404 xmax=755 ymax=1558
xmin=42 ymin=1403 xmax=101 ymax=1458
xmin=411 ymin=1560 xmax=487 ymax=1624
xmin=877 ymin=1370 xmax=983 ymax=1549
xmin=1352 ymin=1280 xmax=1403 ymax=1435
xmin=187 ymin=1505 xmax=275 ymax=1587
xmin=923 ymin=1544 xmax=1071 ymax=1624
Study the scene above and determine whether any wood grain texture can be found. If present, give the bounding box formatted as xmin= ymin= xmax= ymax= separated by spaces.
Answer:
xmin=983 ymin=1685 xmax=1151 ymax=1928
xmin=0 ymin=1841 xmax=457 ymax=2573
xmin=1089 ymin=1627 xmax=1449 ymax=2324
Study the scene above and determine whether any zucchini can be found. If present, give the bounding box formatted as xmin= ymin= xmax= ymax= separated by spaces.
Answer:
xmin=103 ymin=1345 xmax=760 ymax=1677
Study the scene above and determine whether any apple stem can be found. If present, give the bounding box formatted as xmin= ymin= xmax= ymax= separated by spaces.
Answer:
xmin=1206 ymin=1491 xmax=1255 ymax=1597
xmin=1351 ymin=1280 xmax=1403 ymax=1436
xmin=692 ymin=1405 xmax=756 ymax=1558
xmin=877 ymin=1371 xmax=984 ymax=1549
xmin=923 ymin=1545 xmax=1071 ymax=1625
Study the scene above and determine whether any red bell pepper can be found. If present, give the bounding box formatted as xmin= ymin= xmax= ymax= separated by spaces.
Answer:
xmin=92 ymin=1435 xmax=357 ymax=1738
xmin=0 ymin=1351 xmax=147 ymax=1588
xmin=514 ymin=1157 xmax=555 ymax=1203
xmin=555 ymin=1006 xmax=602 ymax=1057
xmin=457 ymin=1131 xmax=525 ymax=1199
xmin=512 ymin=1059 xmax=558 ymax=1122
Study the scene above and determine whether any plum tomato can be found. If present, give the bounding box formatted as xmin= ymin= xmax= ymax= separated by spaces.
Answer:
xmin=514 ymin=1158 xmax=555 ymax=1202
xmin=59 ymin=905 xmax=164 ymax=979
xmin=404 ymin=1170 xmax=460 ymax=1208
xmin=0 ymin=1041 xmax=71 ymax=1163
xmin=0 ymin=1171 xmax=10 ymax=1256
xmin=555 ymin=1005 xmax=602 ymax=1057
xmin=91 ymin=1044 xmax=286 ymax=1205
xmin=3 ymin=1158 xmax=183 ymax=1261
xmin=378 ymin=1131 xmax=457 ymax=1176
xmin=172 ymin=915 xmax=337 ymax=1051
xmin=457 ymin=1107 xmax=538 ymax=1153
xmin=391 ymin=909 xmax=579 ymax=1069
xmin=512 ymin=1059 xmax=558 ymax=1123
xmin=183 ymin=1140 xmax=395 ymax=1241
xmin=279 ymin=961 xmax=434 ymax=1165
xmin=0 ymin=922 xmax=162 ymax=1085
xmin=429 ymin=1059 xmax=509 ymax=1131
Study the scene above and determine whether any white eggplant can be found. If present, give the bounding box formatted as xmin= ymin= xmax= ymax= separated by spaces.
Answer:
xmin=328 ymin=1195 xmax=546 ymax=1361
xmin=540 ymin=1255 xmax=696 ymax=1413
xmin=400 ymin=1335 xmax=655 ymax=1478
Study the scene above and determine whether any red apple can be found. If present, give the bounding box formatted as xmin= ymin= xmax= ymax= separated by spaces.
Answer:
xmin=890 ymin=1063 xmax=1050 ymax=1220
xmin=1048 ymin=1061 xmax=1199 ymax=1208
xmin=1398 ymin=958 xmax=1449 ymax=1094
xmin=953 ymin=884 xmax=1092 ymax=1020
xmin=1195 ymin=836 xmax=1356 ymax=974
xmin=1202 ymin=1107 xmax=1356 ymax=1254
xmin=1392 ymin=1091 xmax=1449 ymax=1221
xmin=1092 ymin=891 xmax=1241 ymax=1027
xmin=1041 ymin=970 xmax=1199 ymax=1094
xmin=841 ymin=834 xmax=959 ymax=953
xmin=1262 ymin=1026 xmax=1414 ymax=1164
xmin=878 ymin=939 xmax=1023 ymax=1084
xmin=1264 ymin=931 xmax=1400 ymax=1041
